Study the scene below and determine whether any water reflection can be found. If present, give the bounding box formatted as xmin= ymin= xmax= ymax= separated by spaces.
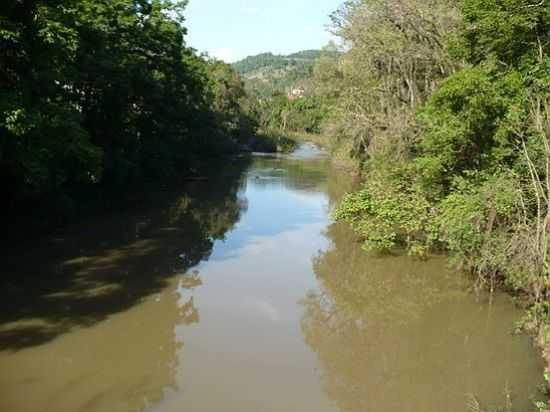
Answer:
xmin=302 ymin=222 xmax=544 ymax=412
xmin=0 ymin=159 xmax=248 ymax=411
xmin=207 ymin=146 xmax=332 ymax=262
xmin=0 ymin=160 xmax=248 ymax=351
xmin=1 ymin=271 xmax=202 ymax=412
xmin=147 ymin=146 xmax=338 ymax=412
xmin=0 ymin=144 xmax=544 ymax=412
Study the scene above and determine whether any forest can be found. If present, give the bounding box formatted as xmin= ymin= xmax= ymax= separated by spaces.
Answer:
xmin=232 ymin=50 xmax=321 ymax=98
xmin=233 ymin=50 xmax=321 ymax=76
xmin=1 ymin=0 xmax=257 ymax=231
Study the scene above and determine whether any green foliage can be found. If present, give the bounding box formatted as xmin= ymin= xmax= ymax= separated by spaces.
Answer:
xmin=327 ymin=0 xmax=550 ymax=269
xmin=203 ymin=60 xmax=257 ymax=148
xmin=233 ymin=50 xmax=323 ymax=98
xmin=0 ymin=0 xmax=254 ymax=220
xmin=324 ymin=2 xmax=550 ymax=391
xmin=312 ymin=43 xmax=343 ymax=102
xmin=286 ymin=50 xmax=322 ymax=60
xmin=233 ymin=51 xmax=320 ymax=75
xmin=253 ymin=94 xmax=327 ymax=135
xmin=229 ymin=49 xmax=329 ymax=154
xmin=233 ymin=48 xmax=336 ymax=144
xmin=233 ymin=50 xmax=319 ymax=73
xmin=315 ymin=0 xmax=460 ymax=164
xmin=418 ymin=66 xmax=525 ymax=189
xmin=286 ymin=96 xmax=327 ymax=134
xmin=459 ymin=0 xmax=550 ymax=67
xmin=537 ymin=372 xmax=550 ymax=412
xmin=436 ymin=172 xmax=520 ymax=273
xmin=334 ymin=166 xmax=437 ymax=257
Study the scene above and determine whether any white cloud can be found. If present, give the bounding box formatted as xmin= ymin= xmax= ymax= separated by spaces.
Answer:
xmin=249 ymin=299 xmax=281 ymax=323
xmin=210 ymin=48 xmax=239 ymax=63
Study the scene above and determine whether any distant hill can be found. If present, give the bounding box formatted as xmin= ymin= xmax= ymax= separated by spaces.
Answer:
xmin=233 ymin=50 xmax=321 ymax=75
xmin=286 ymin=50 xmax=323 ymax=60
xmin=232 ymin=50 xmax=321 ymax=97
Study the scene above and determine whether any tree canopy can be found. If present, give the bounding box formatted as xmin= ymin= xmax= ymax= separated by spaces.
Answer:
xmin=0 ymin=0 xmax=255 ymax=223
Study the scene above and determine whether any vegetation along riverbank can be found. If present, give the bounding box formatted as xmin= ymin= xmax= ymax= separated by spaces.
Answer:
xmin=252 ymin=1 xmax=550 ymax=408
xmin=236 ymin=1 xmax=550 ymax=408
xmin=3 ymin=0 xmax=550 ymax=410
xmin=0 ymin=0 xmax=294 ymax=237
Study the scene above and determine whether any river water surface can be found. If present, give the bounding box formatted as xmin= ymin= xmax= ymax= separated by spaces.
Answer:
xmin=0 ymin=143 xmax=544 ymax=412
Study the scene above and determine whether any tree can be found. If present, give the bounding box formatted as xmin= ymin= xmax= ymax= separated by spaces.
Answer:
xmin=0 ymin=0 xmax=255 ymax=226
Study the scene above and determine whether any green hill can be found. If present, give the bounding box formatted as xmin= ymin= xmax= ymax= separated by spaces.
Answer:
xmin=232 ymin=50 xmax=321 ymax=97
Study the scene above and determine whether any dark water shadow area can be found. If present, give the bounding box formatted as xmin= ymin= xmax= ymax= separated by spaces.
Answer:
xmin=0 ymin=158 xmax=250 ymax=351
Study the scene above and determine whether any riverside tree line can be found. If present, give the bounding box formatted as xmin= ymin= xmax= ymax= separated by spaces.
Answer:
xmin=294 ymin=0 xmax=550 ymax=400
xmin=0 ymin=0 xmax=256 ymax=224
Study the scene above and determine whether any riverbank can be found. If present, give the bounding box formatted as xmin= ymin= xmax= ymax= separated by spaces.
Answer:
xmin=284 ymin=131 xmax=360 ymax=171
xmin=1 ymin=154 xmax=252 ymax=247
xmin=2 ymin=134 xmax=297 ymax=246
xmin=271 ymin=137 xmax=550 ymax=404
xmin=246 ymin=129 xmax=298 ymax=153
xmin=310 ymin=137 xmax=550 ymax=409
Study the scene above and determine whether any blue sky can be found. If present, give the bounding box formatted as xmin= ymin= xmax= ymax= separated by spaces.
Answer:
xmin=184 ymin=0 xmax=341 ymax=63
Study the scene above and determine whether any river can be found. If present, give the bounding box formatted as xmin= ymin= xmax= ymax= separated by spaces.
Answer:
xmin=0 ymin=143 xmax=544 ymax=412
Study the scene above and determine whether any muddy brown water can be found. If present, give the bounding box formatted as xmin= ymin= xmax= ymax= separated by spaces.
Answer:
xmin=0 ymin=143 xmax=544 ymax=412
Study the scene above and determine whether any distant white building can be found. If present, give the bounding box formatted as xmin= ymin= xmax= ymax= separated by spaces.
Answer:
xmin=288 ymin=87 xmax=305 ymax=100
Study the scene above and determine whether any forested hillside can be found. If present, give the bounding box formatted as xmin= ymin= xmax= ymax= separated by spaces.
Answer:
xmin=0 ymin=0 xmax=256 ymax=230
xmin=232 ymin=50 xmax=321 ymax=97
xmin=233 ymin=50 xmax=320 ymax=76
xmin=230 ymin=48 xmax=342 ymax=138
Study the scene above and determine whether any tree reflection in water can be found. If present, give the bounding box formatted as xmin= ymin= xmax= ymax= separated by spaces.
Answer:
xmin=0 ymin=160 xmax=249 ymax=412
xmin=0 ymin=159 xmax=248 ymax=351
xmin=301 ymin=222 xmax=542 ymax=412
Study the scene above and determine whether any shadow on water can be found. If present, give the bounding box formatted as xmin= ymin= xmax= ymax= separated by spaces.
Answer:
xmin=0 ymin=143 xmax=544 ymax=412
xmin=0 ymin=158 xmax=251 ymax=351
